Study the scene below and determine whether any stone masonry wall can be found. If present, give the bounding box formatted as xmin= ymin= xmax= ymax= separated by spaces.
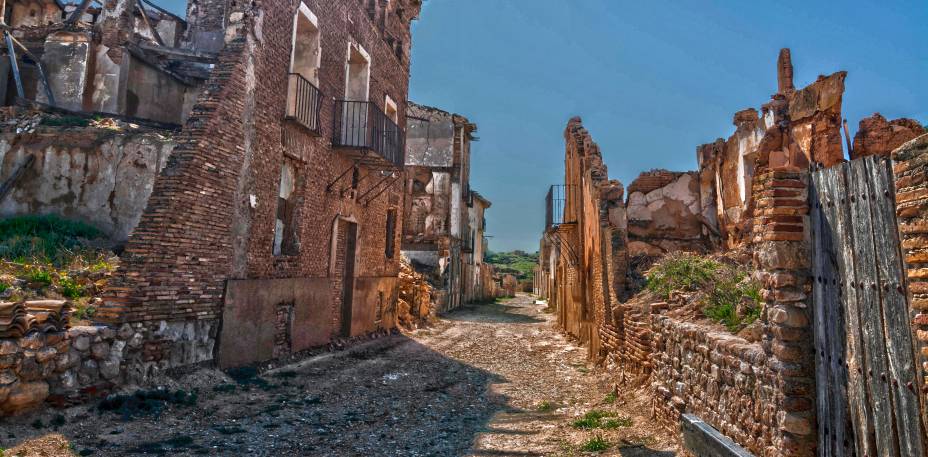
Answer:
xmin=650 ymin=316 xmax=773 ymax=456
xmin=891 ymin=133 xmax=928 ymax=428
xmin=1 ymin=321 xmax=215 ymax=415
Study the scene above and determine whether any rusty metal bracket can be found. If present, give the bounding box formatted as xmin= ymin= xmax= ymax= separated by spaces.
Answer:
xmin=325 ymin=161 xmax=362 ymax=193
xmin=361 ymin=174 xmax=401 ymax=207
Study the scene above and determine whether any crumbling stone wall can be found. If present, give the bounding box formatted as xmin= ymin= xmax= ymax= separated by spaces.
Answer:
xmin=402 ymin=102 xmax=479 ymax=312
xmin=650 ymin=316 xmax=772 ymax=455
xmin=0 ymin=321 xmax=214 ymax=415
xmin=853 ymin=113 xmax=926 ymax=160
xmin=0 ymin=125 xmax=176 ymax=243
xmin=698 ymin=49 xmax=847 ymax=249
xmin=626 ymin=170 xmax=708 ymax=257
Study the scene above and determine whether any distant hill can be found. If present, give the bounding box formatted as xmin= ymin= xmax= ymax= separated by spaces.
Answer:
xmin=486 ymin=250 xmax=538 ymax=282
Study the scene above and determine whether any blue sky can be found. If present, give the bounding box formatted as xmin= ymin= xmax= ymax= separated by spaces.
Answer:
xmin=158 ymin=0 xmax=927 ymax=253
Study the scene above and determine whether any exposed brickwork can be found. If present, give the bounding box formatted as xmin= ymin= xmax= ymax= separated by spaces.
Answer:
xmin=752 ymin=167 xmax=815 ymax=457
xmin=100 ymin=0 xmax=421 ymax=368
xmin=853 ymin=113 xmax=926 ymax=160
xmin=891 ymin=134 xmax=928 ymax=427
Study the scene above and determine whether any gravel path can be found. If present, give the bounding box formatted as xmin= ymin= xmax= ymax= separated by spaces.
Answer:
xmin=1 ymin=294 xmax=677 ymax=456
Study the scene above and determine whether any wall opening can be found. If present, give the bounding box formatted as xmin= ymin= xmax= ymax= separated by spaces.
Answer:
xmin=274 ymin=162 xmax=298 ymax=256
xmin=345 ymin=44 xmax=370 ymax=101
xmin=385 ymin=208 xmax=397 ymax=258
xmin=290 ymin=4 xmax=321 ymax=85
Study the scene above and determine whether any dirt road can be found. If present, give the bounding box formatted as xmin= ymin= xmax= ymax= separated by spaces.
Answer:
xmin=1 ymin=295 xmax=677 ymax=456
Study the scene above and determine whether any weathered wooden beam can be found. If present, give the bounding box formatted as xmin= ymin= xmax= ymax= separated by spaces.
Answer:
xmin=4 ymin=32 xmax=23 ymax=99
xmin=134 ymin=0 xmax=164 ymax=46
xmin=680 ymin=414 xmax=754 ymax=457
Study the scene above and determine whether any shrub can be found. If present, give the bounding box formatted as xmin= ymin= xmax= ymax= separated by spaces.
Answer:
xmin=26 ymin=268 xmax=52 ymax=286
xmin=59 ymin=276 xmax=85 ymax=298
xmin=646 ymin=253 xmax=720 ymax=296
xmin=647 ymin=253 xmax=762 ymax=332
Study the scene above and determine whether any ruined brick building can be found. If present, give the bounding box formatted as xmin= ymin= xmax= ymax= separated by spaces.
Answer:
xmin=0 ymin=0 xmax=427 ymax=413
xmin=403 ymin=102 xmax=496 ymax=309
xmin=538 ymin=49 xmax=928 ymax=456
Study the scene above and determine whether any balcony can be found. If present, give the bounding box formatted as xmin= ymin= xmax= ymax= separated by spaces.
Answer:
xmin=285 ymin=73 xmax=323 ymax=134
xmin=545 ymin=184 xmax=576 ymax=231
xmin=333 ymin=100 xmax=404 ymax=168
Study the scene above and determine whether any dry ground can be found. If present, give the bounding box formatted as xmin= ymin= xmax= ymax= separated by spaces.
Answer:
xmin=0 ymin=295 xmax=677 ymax=456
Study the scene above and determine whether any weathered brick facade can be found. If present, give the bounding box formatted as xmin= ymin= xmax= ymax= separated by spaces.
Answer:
xmin=100 ymin=0 xmax=422 ymax=368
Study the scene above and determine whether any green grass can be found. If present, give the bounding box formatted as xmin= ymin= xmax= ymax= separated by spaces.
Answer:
xmin=571 ymin=410 xmax=615 ymax=429
xmin=26 ymin=268 xmax=52 ymax=286
xmin=537 ymin=401 xmax=554 ymax=412
xmin=646 ymin=252 xmax=762 ymax=332
xmin=0 ymin=215 xmax=106 ymax=267
xmin=603 ymin=392 xmax=617 ymax=404
xmin=580 ymin=435 xmax=610 ymax=452
xmin=0 ymin=282 xmax=7 ymax=294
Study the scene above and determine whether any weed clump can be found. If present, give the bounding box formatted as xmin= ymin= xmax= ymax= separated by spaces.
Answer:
xmin=571 ymin=410 xmax=628 ymax=430
xmin=537 ymin=401 xmax=554 ymax=412
xmin=646 ymin=252 xmax=762 ymax=332
xmin=581 ymin=434 xmax=610 ymax=452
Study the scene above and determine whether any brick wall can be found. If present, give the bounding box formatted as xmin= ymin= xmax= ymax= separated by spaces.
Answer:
xmin=891 ymin=133 xmax=928 ymax=427
xmin=101 ymin=0 xmax=420 ymax=366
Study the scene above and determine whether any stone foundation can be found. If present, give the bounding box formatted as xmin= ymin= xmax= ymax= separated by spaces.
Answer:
xmin=0 ymin=319 xmax=216 ymax=415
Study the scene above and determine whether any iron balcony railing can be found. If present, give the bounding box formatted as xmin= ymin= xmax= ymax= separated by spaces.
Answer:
xmin=545 ymin=184 xmax=575 ymax=230
xmin=285 ymin=73 xmax=323 ymax=134
xmin=333 ymin=100 xmax=404 ymax=167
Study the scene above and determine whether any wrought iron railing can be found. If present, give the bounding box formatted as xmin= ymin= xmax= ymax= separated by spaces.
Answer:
xmin=545 ymin=184 xmax=573 ymax=230
xmin=285 ymin=73 xmax=323 ymax=134
xmin=333 ymin=100 xmax=404 ymax=167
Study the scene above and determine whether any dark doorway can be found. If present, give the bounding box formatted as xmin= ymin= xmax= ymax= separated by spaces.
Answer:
xmin=340 ymin=221 xmax=358 ymax=337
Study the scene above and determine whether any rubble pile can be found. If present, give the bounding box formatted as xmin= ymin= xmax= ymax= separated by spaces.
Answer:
xmin=396 ymin=256 xmax=435 ymax=330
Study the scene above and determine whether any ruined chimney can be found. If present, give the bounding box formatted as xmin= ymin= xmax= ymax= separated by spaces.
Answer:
xmin=777 ymin=48 xmax=795 ymax=94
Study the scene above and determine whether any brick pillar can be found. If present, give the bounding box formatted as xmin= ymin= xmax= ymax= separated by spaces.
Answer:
xmin=752 ymin=166 xmax=815 ymax=457
xmin=891 ymin=133 xmax=928 ymax=425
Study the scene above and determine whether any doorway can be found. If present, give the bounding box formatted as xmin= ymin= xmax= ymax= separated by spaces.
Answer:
xmin=340 ymin=221 xmax=358 ymax=337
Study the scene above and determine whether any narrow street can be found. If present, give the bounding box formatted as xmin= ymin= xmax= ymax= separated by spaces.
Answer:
xmin=2 ymin=295 xmax=677 ymax=456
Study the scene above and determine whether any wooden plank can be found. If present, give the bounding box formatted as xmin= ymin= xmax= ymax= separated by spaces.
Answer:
xmin=865 ymin=156 xmax=928 ymax=456
xmin=847 ymin=158 xmax=900 ymax=457
xmin=680 ymin=414 xmax=755 ymax=457
xmin=831 ymin=163 xmax=878 ymax=457
xmin=821 ymin=166 xmax=851 ymax=457
xmin=811 ymin=168 xmax=833 ymax=457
